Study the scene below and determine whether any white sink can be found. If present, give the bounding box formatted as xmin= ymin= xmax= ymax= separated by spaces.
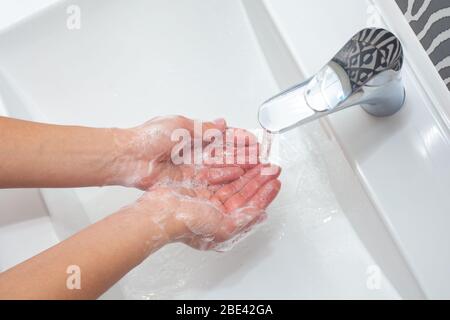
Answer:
xmin=2 ymin=0 xmax=447 ymax=299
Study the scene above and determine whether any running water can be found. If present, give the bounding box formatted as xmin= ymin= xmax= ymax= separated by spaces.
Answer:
xmin=260 ymin=130 xmax=274 ymax=164
xmin=259 ymin=130 xmax=279 ymax=176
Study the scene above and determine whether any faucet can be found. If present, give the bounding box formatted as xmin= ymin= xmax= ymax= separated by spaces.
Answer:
xmin=258 ymin=28 xmax=405 ymax=133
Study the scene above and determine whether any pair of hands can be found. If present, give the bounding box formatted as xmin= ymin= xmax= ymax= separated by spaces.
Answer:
xmin=113 ymin=116 xmax=281 ymax=251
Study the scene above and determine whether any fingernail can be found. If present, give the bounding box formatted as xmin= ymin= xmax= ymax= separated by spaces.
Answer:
xmin=260 ymin=164 xmax=280 ymax=176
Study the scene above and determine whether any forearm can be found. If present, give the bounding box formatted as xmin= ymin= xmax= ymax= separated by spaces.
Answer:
xmin=0 ymin=116 xmax=131 ymax=188
xmin=0 ymin=205 xmax=172 ymax=299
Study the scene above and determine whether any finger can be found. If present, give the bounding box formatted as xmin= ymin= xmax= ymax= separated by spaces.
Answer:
xmin=177 ymin=116 xmax=227 ymax=139
xmin=209 ymin=186 xmax=274 ymax=249
xmin=223 ymin=165 xmax=281 ymax=212
xmin=224 ymin=127 xmax=258 ymax=147
xmin=204 ymin=167 xmax=245 ymax=185
xmin=225 ymin=144 xmax=260 ymax=168
xmin=215 ymin=206 xmax=263 ymax=242
xmin=216 ymin=179 xmax=279 ymax=240
xmin=247 ymin=179 xmax=282 ymax=210
xmin=201 ymin=118 xmax=227 ymax=137
xmin=204 ymin=144 xmax=260 ymax=168
xmin=213 ymin=164 xmax=263 ymax=203
xmin=208 ymin=184 xmax=224 ymax=193
xmin=207 ymin=118 xmax=227 ymax=132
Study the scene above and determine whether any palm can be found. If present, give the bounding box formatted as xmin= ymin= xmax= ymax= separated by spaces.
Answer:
xmin=148 ymin=164 xmax=281 ymax=251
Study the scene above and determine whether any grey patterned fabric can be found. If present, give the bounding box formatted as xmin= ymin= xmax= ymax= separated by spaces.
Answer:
xmin=396 ymin=0 xmax=450 ymax=90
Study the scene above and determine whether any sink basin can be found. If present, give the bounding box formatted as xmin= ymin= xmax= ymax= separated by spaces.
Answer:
xmin=2 ymin=0 xmax=446 ymax=299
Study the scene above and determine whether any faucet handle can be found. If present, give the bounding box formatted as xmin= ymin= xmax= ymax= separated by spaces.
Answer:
xmin=332 ymin=28 xmax=403 ymax=92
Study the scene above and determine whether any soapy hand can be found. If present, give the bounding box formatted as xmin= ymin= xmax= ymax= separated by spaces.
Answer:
xmin=112 ymin=116 xmax=260 ymax=190
xmin=132 ymin=164 xmax=281 ymax=251
xmin=113 ymin=116 xmax=281 ymax=251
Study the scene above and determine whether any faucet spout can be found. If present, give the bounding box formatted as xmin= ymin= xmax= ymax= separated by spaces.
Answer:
xmin=258 ymin=28 xmax=405 ymax=134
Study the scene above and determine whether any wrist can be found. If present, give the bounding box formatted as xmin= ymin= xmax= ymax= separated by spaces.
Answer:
xmin=107 ymin=207 xmax=171 ymax=262
xmin=104 ymin=127 xmax=143 ymax=187
xmin=124 ymin=205 xmax=179 ymax=259
xmin=132 ymin=193 xmax=189 ymax=243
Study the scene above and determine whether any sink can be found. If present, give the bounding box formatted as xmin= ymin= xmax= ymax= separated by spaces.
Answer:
xmin=2 ymin=0 xmax=446 ymax=299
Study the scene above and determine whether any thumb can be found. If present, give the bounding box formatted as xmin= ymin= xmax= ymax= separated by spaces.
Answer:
xmin=203 ymin=118 xmax=227 ymax=133
xmin=177 ymin=117 xmax=226 ymax=139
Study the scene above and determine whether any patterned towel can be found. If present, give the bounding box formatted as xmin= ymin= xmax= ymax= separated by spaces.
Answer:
xmin=396 ymin=0 xmax=450 ymax=90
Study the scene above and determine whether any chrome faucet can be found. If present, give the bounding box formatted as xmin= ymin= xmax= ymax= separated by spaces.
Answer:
xmin=258 ymin=28 xmax=405 ymax=133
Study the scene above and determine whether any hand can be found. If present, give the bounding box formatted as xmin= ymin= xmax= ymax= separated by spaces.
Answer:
xmin=111 ymin=116 xmax=259 ymax=190
xmin=132 ymin=164 xmax=281 ymax=251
